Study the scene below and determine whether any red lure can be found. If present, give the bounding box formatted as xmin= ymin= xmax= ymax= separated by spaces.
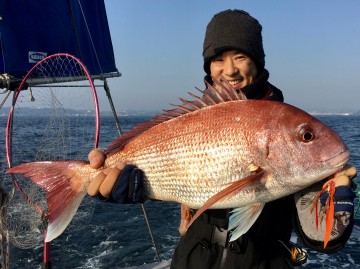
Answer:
xmin=314 ymin=179 xmax=336 ymax=248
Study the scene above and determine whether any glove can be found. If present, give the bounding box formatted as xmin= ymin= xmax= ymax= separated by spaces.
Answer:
xmin=320 ymin=186 xmax=356 ymax=214
xmin=101 ymin=165 xmax=145 ymax=204
xmin=320 ymin=164 xmax=357 ymax=215
xmin=294 ymin=165 xmax=357 ymax=245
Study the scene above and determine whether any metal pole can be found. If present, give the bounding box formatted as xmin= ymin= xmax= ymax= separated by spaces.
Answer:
xmin=103 ymin=79 xmax=162 ymax=262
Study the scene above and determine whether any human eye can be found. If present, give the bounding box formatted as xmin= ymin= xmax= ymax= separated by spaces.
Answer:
xmin=234 ymin=54 xmax=246 ymax=61
xmin=212 ymin=56 xmax=223 ymax=63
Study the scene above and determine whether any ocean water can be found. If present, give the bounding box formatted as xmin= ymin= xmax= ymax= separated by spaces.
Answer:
xmin=0 ymin=114 xmax=359 ymax=269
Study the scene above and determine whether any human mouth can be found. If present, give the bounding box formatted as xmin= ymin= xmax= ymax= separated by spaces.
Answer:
xmin=227 ymin=79 xmax=243 ymax=88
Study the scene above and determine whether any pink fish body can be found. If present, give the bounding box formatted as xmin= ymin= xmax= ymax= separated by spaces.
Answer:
xmin=7 ymin=81 xmax=350 ymax=242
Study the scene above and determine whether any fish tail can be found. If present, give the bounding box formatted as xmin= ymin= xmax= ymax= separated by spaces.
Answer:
xmin=6 ymin=160 xmax=91 ymax=242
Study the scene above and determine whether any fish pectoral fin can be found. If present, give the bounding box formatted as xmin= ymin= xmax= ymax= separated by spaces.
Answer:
xmin=185 ymin=169 xmax=264 ymax=232
xmin=228 ymin=203 xmax=265 ymax=242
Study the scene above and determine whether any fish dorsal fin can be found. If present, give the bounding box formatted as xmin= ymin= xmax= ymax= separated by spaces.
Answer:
xmin=104 ymin=78 xmax=246 ymax=156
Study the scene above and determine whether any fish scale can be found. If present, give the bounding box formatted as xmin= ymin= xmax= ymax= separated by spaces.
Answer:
xmin=7 ymin=80 xmax=350 ymax=244
xmin=102 ymin=100 xmax=345 ymax=209
xmin=115 ymin=105 xmax=244 ymax=203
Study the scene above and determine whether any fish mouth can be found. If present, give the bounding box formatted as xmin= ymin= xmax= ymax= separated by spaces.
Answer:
xmin=293 ymin=150 xmax=351 ymax=189
xmin=324 ymin=150 xmax=350 ymax=170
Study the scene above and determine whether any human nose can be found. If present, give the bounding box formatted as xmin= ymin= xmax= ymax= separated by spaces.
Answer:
xmin=223 ymin=58 xmax=238 ymax=76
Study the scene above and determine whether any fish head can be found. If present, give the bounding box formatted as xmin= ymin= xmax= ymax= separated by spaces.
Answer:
xmin=263 ymin=102 xmax=350 ymax=189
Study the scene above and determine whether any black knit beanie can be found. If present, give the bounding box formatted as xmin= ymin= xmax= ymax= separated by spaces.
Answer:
xmin=203 ymin=9 xmax=265 ymax=74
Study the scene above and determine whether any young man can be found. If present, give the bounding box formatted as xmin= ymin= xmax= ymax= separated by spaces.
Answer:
xmin=87 ymin=10 xmax=357 ymax=269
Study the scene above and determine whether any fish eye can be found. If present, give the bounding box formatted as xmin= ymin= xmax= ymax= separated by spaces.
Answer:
xmin=299 ymin=127 xmax=315 ymax=143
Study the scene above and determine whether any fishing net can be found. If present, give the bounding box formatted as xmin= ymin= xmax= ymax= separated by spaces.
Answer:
xmin=1 ymin=54 xmax=99 ymax=255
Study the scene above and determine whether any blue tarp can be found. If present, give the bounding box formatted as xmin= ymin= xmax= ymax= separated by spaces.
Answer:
xmin=0 ymin=0 xmax=118 ymax=78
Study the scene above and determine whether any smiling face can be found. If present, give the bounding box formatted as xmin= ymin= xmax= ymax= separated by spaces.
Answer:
xmin=209 ymin=50 xmax=258 ymax=90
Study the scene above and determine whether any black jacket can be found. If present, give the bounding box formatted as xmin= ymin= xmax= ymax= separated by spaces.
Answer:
xmin=170 ymin=69 xmax=352 ymax=269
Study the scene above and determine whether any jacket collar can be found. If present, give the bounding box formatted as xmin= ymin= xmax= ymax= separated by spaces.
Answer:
xmin=241 ymin=69 xmax=269 ymax=100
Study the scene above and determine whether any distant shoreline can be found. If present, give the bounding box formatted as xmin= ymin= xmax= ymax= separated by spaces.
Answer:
xmin=0 ymin=107 xmax=359 ymax=117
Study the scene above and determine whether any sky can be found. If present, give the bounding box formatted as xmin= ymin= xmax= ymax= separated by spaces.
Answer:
xmin=99 ymin=0 xmax=360 ymax=114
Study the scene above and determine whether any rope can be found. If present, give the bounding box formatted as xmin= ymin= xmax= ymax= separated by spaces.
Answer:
xmin=5 ymin=232 xmax=9 ymax=269
xmin=69 ymin=0 xmax=84 ymax=63
xmin=0 ymin=32 xmax=5 ymax=72
xmin=77 ymin=0 xmax=104 ymax=76
xmin=0 ymin=231 xmax=10 ymax=269
xmin=0 ymin=233 xmax=4 ymax=269
xmin=0 ymin=90 xmax=11 ymax=109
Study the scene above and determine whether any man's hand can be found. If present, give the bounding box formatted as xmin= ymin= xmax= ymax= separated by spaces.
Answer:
xmin=331 ymin=164 xmax=357 ymax=187
xmin=322 ymin=164 xmax=357 ymax=189
xmin=87 ymin=149 xmax=145 ymax=203
xmin=87 ymin=149 xmax=123 ymax=198
xmin=320 ymin=164 xmax=357 ymax=217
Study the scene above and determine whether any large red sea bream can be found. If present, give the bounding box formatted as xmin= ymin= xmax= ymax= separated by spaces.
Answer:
xmin=7 ymin=80 xmax=350 ymax=247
